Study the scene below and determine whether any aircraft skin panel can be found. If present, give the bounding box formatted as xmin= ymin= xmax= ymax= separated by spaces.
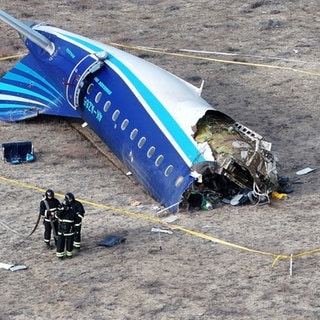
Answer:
xmin=1 ymin=82 xmax=57 ymax=106
xmin=0 ymin=55 xmax=81 ymax=120
xmin=49 ymin=26 xmax=211 ymax=127
xmin=105 ymin=57 xmax=207 ymax=166
xmin=39 ymin=25 xmax=209 ymax=165
xmin=11 ymin=60 xmax=63 ymax=97
xmin=76 ymin=63 xmax=195 ymax=207
xmin=4 ymin=71 xmax=58 ymax=100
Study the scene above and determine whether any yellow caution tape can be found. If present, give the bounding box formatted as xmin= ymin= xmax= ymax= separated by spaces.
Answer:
xmin=2 ymin=42 xmax=320 ymax=78
xmin=0 ymin=53 xmax=26 ymax=61
xmin=109 ymin=42 xmax=320 ymax=78
xmin=0 ymin=175 xmax=319 ymax=268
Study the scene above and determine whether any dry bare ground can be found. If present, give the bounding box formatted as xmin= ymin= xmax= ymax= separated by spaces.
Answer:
xmin=0 ymin=1 xmax=320 ymax=319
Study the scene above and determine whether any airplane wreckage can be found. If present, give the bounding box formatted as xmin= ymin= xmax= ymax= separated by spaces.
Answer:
xmin=0 ymin=10 xmax=286 ymax=212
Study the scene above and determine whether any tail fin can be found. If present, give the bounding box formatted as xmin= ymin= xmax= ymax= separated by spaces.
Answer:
xmin=0 ymin=54 xmax=80 ymax=122
xmin=0 ymin=10 xmax=80 ymax=121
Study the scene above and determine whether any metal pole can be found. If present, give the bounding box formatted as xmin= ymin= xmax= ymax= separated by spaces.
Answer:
xmin=0 ymin=9 xmax=55 ymax=55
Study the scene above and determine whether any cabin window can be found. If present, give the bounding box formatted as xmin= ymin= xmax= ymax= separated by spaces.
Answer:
xmin=147 ymin=146 xmax=155 ymax=158
xmin=155 ymin=155 xmax=164 ymax=167
xmin=164 ymin=165 xmax=173 ymax=177
xmin=87 ymin=83 xmax=94 ymax=95
xmin=95 ymin=92 xmax=102 ymax=103
xmin=112 ymin=110 xmax=120 ymax=121
xmin=121 ymin=119 xmax=129 ymax=131
xmin=138 ymin=137 xmax=146 ymax=149
xmin=103 ymin=100 xmax=111 ymax=112
xmin=130 ymin=129 xmax=138 ymax=140
xmin=175 ymin=176 xmax=184 ymax=187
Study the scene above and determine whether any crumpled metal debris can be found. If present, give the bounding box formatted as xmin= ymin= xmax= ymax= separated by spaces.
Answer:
xmin=181 ymin=110 xmax=281 ymax=211
xmin=193 ymin=110 xmax=279 ymax=196
xmin=0 ymin=262 xmax=27 ymax=271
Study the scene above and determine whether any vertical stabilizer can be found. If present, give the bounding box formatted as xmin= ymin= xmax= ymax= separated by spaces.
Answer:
xmin=0 ymin=9 xmax=55 ymax=55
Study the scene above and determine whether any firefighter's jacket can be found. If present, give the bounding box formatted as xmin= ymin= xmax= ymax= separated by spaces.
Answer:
xmin=39 ymin=197 xmax=61 ymax=222
xmin=56 ymin=207 xmax=77 ymax=236
xmin=70 ymin=200 xmax=85 ymax=229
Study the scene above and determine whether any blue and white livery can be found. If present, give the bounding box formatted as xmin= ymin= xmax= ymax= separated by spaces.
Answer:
xmin=0 ymin=10 xmax=279 ymax=211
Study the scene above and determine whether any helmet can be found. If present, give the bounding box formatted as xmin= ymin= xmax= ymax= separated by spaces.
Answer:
xmin=65 ymin=192 xmax=75 ymax=202
xmin=61 ymin=199 xmax=70 ymax=209
xmin=45 ymin=189 xmax=54 ymax=199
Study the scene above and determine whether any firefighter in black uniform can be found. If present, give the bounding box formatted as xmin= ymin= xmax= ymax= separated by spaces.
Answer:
xmin=56 ymin=199 xmax=76 ymax=259
xmin=65 ymin=192 xmax=85 ymax=250
xmin=39 ymin=189 xmax=60 ymax=249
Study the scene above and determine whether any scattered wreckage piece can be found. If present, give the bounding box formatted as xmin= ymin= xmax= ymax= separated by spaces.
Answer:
xmin=151 ymin=227 xmax=174 ymax=235
xmin=98 ymin=235 xmax=126 ymax=247
xmin=296 ymin=167 xmax=316 ymax=175
xmin=0 ymin=262 xmax=27 ymax=272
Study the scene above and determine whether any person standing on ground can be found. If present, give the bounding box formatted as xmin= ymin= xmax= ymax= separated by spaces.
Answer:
xmin=55 ymin=199 xmax=76 ymax=259
xmin=65 ymin=192 xmax=85 ymax=250
xmin=39 ymin=189 xmax=60 ymax=249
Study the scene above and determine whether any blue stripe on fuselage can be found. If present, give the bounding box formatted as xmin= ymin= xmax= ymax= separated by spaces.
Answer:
xmin=60 ymin=34 xmax=205 ymax=164
xmin=4 ymin=73 xmax=57 ymax=101
xmin=107 ymin=55 xmax=205 ymax=164
xmin=14 ymin=62 xmax=63 ymax=98
xmin=0 ymin=83 xmax=57 ymax=106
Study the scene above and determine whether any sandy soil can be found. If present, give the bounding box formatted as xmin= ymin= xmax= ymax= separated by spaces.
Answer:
xmin=0 ymin=1 xmax=320 ymax=319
